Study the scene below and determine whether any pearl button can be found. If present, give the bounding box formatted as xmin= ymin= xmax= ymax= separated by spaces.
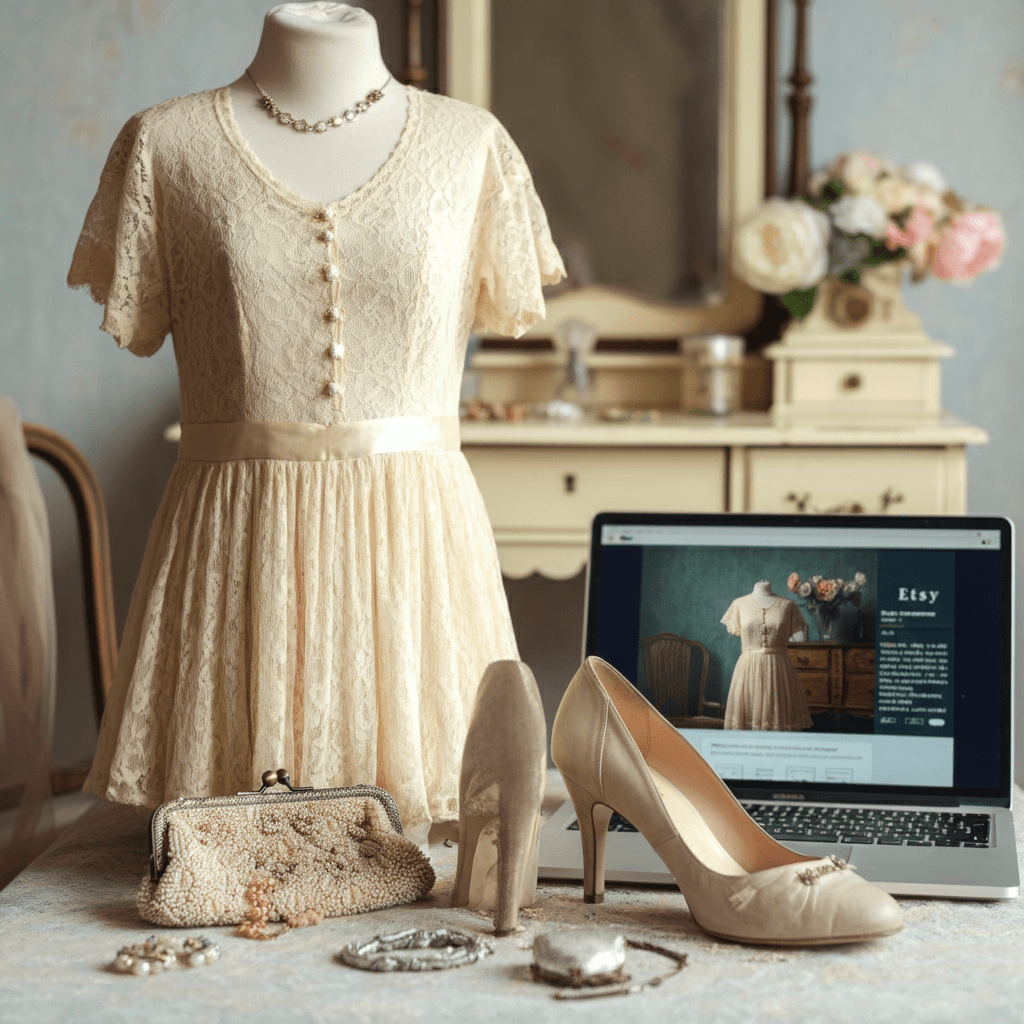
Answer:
xmin=321 ymin=230 xmax=334 ymax=243
xmin=330 ymin=342 xmax=345 ymax=359
xmin=327 ymin=382 xmax=340 ymax=397
xmin=323 ymin=264 xmax=339 ymax=281
xmin=324 ymin=307 xmax=340 ymax=322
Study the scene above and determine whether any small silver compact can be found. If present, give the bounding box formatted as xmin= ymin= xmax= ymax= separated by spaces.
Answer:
xmin=531 ymin=930 xmax=628 ymax=988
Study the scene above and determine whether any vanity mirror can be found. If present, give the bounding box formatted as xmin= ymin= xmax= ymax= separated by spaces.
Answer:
xmin=443 ymin=0 xmax=766 ymax=340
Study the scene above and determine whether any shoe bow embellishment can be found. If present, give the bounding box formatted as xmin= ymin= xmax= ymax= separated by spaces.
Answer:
xmin=796 ymin=856 xmax=851 ymax=886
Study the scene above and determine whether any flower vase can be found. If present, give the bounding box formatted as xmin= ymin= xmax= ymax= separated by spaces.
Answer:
xmin=815 ymin=608 xmax=838 ymax=642
xmin=763 ymin=261 xmax=952 ymax=429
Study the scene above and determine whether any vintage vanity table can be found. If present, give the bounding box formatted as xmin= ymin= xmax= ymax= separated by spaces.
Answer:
xmin=446 ymin=0 xmax=986 ymax=583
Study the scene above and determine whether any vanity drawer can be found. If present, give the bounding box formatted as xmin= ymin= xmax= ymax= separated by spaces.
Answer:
xmin=844 ymin=674 xmax=876 ymax=709
xmin=463 ymin=446 xmax=726 ymax=530
xmin=844 ymin=646 xmax=875 ymax=674
xmin=788 ymin=647 xmax=830 ymax=671
xmin=798 ymin=675 xmax=830 ymax=706
xmin=743 ymin=447 xmax=964 ymax=515
xmin=788 ymin=358 xmax=939 ymax=413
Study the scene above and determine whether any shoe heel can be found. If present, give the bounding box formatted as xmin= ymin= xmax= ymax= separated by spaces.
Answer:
xmin=451 ymin=813 xmax=491 ymax=909
xmin=562 ymin=777 xmax=614 ymax=904
xmin=493 ymin=799 xmax=541 ymax=936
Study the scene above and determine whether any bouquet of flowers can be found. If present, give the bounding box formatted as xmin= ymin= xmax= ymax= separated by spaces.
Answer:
xmin=732 ymin=151 xmax=1006 ymax=317
xmin=787 ymin=570 xmax=867 ymax=641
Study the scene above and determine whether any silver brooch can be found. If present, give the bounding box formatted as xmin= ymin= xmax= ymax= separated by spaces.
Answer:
xmin=797 ymin=855 xmax=850 ymax=886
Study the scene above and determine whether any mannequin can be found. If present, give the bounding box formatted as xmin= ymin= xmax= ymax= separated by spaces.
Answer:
xmin=720 ymin=581 xmax=811 ymax=730
xmin=227 ymin=3 xmax=409 ymax=203
xmin=67 ymin=0 xmax=565 ymax=837
xmin=750 ymin=580 xmax=805 ymax=641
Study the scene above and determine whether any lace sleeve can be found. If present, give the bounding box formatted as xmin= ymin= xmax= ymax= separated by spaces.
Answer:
xmin=66 ymin=112 xmax=170 ymax=357
xmin=471 ymin=120 xmax=566 ymax=339
xmin=720 ymin=599 xmax=741 ymax=636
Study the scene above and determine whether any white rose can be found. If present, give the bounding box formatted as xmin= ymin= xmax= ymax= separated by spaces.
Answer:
xmin=732 ymin=198 xmax=830 ymax=294
xmin=903 ymin=161 xmax=948 ymax=193
xmin=874 ymin=176 xmax=916 ymax=214
xmin=836 ymin=151 xmax=885 ymax=194
xmin=829 ymin=194 xmax=890 ymax=239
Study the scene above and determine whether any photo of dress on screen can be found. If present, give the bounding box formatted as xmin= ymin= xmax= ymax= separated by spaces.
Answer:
xmin=635 ymin=547 xmax=878 ymax=734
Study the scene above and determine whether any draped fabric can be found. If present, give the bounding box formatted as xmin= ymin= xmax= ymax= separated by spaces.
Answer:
xmin=0 ymin=398 xmax=57 ymax=886
xmin=67 ymin=85 xmax=565 ymax=832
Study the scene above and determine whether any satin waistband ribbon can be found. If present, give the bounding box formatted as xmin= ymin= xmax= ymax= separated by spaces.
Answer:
xmin=744 ymin=646 xmax=791 ymax=656
xmin=178 ymin=416 xmax=461 ymax=462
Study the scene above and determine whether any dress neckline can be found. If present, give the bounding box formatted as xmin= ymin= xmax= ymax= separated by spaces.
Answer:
xmin=749 ymin=594 xmax=781 ymax=610
xmin=213 ymin=84 xmax=420 ymax=215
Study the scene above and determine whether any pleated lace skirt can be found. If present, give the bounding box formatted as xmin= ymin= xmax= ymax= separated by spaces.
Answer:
xmin=723 ymin=651 xmax=813 ymax=732
xmin=84 ymin=449 xmax=518 ymax=832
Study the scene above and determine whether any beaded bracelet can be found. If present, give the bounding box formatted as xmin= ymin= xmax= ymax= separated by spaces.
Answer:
xmin=338 ymin=928 xmax=494 ymax=972
xmin=112 ymin=935 xmax=221 ymax=975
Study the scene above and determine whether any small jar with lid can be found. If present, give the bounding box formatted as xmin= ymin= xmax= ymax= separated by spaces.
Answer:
xmin=680 ymin=334 xmax=744 ymax=415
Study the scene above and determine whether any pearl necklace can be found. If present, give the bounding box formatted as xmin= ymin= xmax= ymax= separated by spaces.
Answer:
xmin=246 ymin=69 xmax=392 ymax=133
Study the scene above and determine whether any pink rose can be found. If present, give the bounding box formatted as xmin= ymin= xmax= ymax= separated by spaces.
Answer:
xmin=787 ymin=572 xmax=801 ymax=592
xmin=933 ymin=211 xmax=1005 ymax=282
xmin=886 ymin=206 xmax=934 ymax=251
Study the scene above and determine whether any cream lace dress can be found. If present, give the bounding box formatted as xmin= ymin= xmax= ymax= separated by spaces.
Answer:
xmin=720 ymin=595 xmax=812 ymax=731
xmin=67 ymin=85 xmax=564 ymax=832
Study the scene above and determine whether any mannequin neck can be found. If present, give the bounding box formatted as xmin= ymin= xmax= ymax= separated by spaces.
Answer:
xmin=751 ymin=581 xmax=776 ymax=606
xmin=247 ymin=3 xmax=391 ymax=116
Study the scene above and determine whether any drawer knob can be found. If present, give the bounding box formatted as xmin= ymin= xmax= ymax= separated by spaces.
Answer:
xmin=841 ymin=373 xmax=862 ymax=391
xmin=564 ymin=473 xmax=576 ymax=494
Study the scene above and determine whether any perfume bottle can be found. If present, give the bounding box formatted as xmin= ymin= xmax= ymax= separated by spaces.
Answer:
xmin=547 ymin=318 xmax=597 ymax=420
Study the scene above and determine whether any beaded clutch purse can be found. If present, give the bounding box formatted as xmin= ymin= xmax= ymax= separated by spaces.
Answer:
xmin=138 ymin=770 xmax=435 ymax=928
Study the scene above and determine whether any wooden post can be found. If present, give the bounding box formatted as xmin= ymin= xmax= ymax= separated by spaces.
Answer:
xmin=404 ymin=0 xmax=429 ymax=88
xmin=786 ymin=0 xmax=813 ymax=197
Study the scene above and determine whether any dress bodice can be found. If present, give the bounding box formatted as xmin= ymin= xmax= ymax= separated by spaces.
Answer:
xmin=721 ymin=595 xmax=806 ymax=653
xmin=68 ymin=87 xmax=564 ymax=427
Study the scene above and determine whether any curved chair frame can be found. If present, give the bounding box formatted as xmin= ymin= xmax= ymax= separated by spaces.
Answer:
xmin=640 ymin=632 xmax=724 ymax=728
xmin=23 ymin=423 xmax=116 ymax=724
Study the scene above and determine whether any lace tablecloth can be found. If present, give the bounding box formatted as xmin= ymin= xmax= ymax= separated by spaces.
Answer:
xmin=2 ymin=773 xmax=1022 ymax=1024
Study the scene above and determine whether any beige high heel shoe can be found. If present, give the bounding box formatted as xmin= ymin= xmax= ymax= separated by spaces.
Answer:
xmin=451 ymin=660 xmax=547 ymax=935
xmin=551 ymin=657 xmax=903 ymax=946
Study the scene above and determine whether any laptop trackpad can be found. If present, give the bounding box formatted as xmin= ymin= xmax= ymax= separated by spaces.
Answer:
xmin=785 ymin=841 xmax=854 ymax=863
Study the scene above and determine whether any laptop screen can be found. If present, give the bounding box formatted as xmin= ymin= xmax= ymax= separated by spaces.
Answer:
xmin=585 ymin=513 xmax=1013 ymax=804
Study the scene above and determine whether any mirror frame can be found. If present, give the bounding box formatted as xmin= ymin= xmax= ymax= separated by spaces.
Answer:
xmin=441 ymin=0 xmax=766 ymax=340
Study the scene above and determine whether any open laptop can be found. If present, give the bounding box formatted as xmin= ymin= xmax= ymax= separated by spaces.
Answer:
xmin=539 ymin=512 xmax=1019 ymax=898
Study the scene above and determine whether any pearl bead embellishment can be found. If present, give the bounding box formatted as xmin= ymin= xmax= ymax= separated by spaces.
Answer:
xmin=136 ymin=797 xmax=435 ymax=928
xmin=324 ymin=307 xmax=340 ymax=323
xmin=321 ymin=230 xmax=334 ymax=243
xmin=328 ymin=382 xmax=340 ymax=397
xmin=324 ymin=264 xmax=339 ymax=282
xmin=112 ymin=936 xmax=221 ymax=975
xmin=331 ymin=342 xmax=345 ymax=359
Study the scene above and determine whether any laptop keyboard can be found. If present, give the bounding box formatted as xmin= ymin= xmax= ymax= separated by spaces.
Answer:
xmin=569 ymin=806 xmax=992 ymax=848
xmin=744 ymin=804 xmax=992 ymax=848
